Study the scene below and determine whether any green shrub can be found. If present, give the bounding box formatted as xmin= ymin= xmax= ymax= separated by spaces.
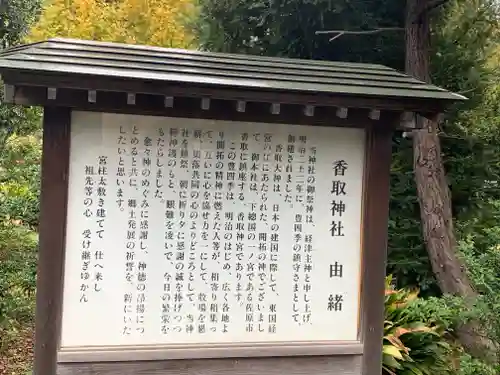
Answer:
xmin=455 ymin=213 xmax=500 ymax=358
xmin=0 ymin=129 xmax=40 ymax=373
xmin=0 ymin=132 xmax=42 ymax=227
xmin=0 ymin=131 xmax=40 ymax=353
xmin=383 ymin=276 xmax=454 ymax=375
xmin=0 ymin=220 xmax=38 ymax=352
xmin=457 ymin=353 xmax=500 ymax=375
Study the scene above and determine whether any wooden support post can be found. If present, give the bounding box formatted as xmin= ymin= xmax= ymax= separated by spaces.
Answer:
xmin=360 ymin=125 xmax=394 ymax=375
xmin=34 ymin=107 xmax=71 ymax=375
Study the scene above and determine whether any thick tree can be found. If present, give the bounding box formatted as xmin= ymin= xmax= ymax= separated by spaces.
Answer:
xmin=388 ymin=0 xmax=500 ymax=294
xmin=406 ymin=0 xmax=498 ymax=361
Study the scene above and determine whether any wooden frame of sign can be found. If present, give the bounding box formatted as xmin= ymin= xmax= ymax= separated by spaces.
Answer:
xmin=0 ymin=40 xmax=461 ymax=375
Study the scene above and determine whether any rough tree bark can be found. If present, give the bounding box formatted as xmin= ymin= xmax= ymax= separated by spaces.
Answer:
xmin=405 ymin=0 xmax=497 ymax=361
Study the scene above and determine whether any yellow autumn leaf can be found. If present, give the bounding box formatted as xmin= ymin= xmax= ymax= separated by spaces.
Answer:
xmin=383 ymin=345 xmax=404 ymax=360
xmin=26 ymin=0 xmax=198 ymax=49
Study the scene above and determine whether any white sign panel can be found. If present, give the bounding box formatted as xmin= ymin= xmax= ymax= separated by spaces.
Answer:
xmin=60 ymin=111 xmax=366 ymax=348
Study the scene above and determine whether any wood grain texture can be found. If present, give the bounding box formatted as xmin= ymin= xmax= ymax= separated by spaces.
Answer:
xmin=360 ymin=125 xmax=394 ymax=375
xmin=57 ymin=355 xmax=362 ymax=375
xmin=57 ymin=341 xmax=363 ymax=362
xmin=2 ymin=69 xmax=447 ymax=115
xmin=7 ymin=85 xmax=403 ymax=130
xmin=34 ymin=107 xmax=72 ymax=375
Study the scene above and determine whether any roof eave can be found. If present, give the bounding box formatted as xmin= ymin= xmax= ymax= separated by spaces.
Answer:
xmin=0 ymin=64 xmax=463 ymax=115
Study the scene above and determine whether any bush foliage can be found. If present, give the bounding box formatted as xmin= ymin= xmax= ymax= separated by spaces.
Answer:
xmin=383 ymin=276 xmax=454 ymax=375
xmin=0 ymin=132 xmax=40 ymax=364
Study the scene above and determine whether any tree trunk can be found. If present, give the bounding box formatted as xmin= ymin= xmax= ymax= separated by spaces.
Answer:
xmin=405 ymin=0 xmax=497 ymax=361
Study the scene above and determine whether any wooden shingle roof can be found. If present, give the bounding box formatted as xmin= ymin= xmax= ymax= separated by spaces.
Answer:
xmin=0 ymin=38 xmax=465 ymax=102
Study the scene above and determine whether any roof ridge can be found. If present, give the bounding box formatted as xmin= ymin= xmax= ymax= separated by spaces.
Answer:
xmin=0 ymin=40 xmax=48 ymax=56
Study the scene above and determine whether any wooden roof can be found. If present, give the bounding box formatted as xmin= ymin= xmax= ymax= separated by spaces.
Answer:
xmin=0 ymin=38 xmax=466 ymax=100
xmin=0 ymin=38 xmax=466 ymax=117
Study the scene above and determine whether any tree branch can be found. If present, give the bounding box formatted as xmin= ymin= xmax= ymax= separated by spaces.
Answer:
xmin=457 ymin=86 xmax=479 ymax=95
xmin=426 ymin=0 xmax=450 ymax=13
xmin=412 ymin=0 xmax=451 ymax=24
xmin=316 ymin=0 xmax=451 ymax=42
xmin=315 ymin=27 xmax=404 ymax=42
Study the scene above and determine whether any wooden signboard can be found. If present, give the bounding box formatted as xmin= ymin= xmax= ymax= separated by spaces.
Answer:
xmin=0 ymin=38 xmax=465 ymax=375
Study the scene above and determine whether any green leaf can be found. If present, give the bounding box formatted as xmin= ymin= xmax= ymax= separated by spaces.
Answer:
xmin=383 ymin=344 xmax=404 ymax=360
xmin=382 ymin=353 xmax=403 ymax=370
